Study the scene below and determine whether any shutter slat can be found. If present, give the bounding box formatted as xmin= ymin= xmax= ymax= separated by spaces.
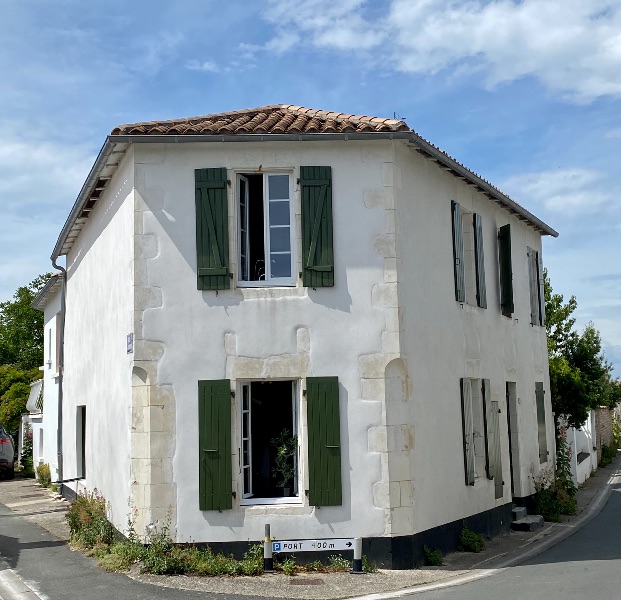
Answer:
xmin=198 ymin=380 xmax=232 ymax=510
xmin=460 ymin=378 xmax=475 ymax=486
xmin=489 ymin=400 xmax=503 ymax=499
xmin=452 ymin=201 xmax=465 ymax=302
xmin=473 ymin=213 xmax=487 ymax=308
xmin=498 ymin=224 xmax=514 ymax=316
xmin=307 ymin=376 xmax=342 ymax=505
xmin=535 ymin=382 xmax=548 ymax=464
xmin=195 ymin=168 xmax=230 ymax=290
xmin=301 ymin=166 xmax=334 ymax=287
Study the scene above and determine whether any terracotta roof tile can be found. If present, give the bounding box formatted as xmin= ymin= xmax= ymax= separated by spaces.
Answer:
xmin=110 ymin=104 xmax=411 ymax=137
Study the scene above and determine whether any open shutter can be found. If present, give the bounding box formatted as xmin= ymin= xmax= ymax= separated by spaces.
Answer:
xmin=481 ymin=379 xmax=491 ymax=479
xmin=537 ymin=252 xmax=546 ymax=326
xmin=498 ymin=224 xmax=514 ymax=317
xmin=535 ymin=382 xmax=548 ymax=464
xmin=301 ymin=166 xmax=334 ymax=287
xmin=452 ymin=201 xmax=465 ymax=302
xmin=473 ymin=213 xmax=487 ymax=308
xmin=195 ymin=168 xmax=230 ymax=290
xmin=460 ymin=378 xmax=475 ymax=486
xmin=527 ymin=247 xmax=538 ymax=325
xmin=307 ymin=376 xmax=341 ymax=505
xmin=489 ymin=400 xmax=503 ymax=499
xmin=198 ymin=379 xmax=232 ymax=510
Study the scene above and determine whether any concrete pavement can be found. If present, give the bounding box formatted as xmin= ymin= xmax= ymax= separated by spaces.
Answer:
xmin=0 ymin=453 xmax=618 ymax=600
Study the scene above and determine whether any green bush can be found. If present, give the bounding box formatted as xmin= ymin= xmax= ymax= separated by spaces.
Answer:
xmin=423 ymin=545 xmax=443 ymax=566
xmin=36 ymin=463 xmax=51 ymax=487
xmin=20 ymin=423 xmax=34 ymax=476
xmin=328 ymin=554 xmax=350 ymax=572
xmin=66 ymin=490 xmax=114 ymax=548
xmin=600 ymin=444 xmax=617 ymax=468
xmin=459 ymin=527 xmax=485 ymax=553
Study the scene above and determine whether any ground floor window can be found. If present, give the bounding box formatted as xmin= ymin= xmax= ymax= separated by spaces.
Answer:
xmin=240 ymin=380 xmax=298 ymax=503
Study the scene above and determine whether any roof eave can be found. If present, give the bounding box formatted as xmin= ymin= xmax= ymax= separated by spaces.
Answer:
xmin=31 ymin=275 xmax=62 ymax=312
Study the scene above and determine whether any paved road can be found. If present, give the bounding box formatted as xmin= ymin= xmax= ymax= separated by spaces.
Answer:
xmin=398 ymin=480 xmax=621 ymax=600
xmin=0 ymin=501 xmax=256 ymax=600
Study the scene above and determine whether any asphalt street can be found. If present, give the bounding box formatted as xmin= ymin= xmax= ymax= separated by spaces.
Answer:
xmin=392 ymin=479 xmax=621 ymax=600
xmin=0 ymin=501 xmax=258 ymax=600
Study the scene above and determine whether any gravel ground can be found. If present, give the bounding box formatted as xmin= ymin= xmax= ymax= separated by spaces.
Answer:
xmin=0 ymin=457 xmax=618 ymax=600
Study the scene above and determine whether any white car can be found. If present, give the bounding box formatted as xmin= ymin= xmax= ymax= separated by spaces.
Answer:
xmin=0 ymin=426 xmax=15 ymax=479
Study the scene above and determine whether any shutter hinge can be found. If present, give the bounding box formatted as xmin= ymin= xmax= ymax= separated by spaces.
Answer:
xmin=297 ymin=178 xmax=300 ymax=185
xmin=302 ymin=389 xmax=307 ymax=397
xmin=227 ymin=179 xmax=231 ymax=186
xmin=230 ymin=390 xmax=235 ymax=398
xmin=232 ymin=491 xmax=236 ymax=498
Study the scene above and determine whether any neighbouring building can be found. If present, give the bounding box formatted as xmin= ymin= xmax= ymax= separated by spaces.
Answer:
xmin=33 ymin=105 xmax=558 ymax=567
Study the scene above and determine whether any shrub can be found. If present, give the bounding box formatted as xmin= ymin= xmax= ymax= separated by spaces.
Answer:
xmin=36 ymin=463 xmax=51 ymax=487
xmin=423 ymin=545 xmax=443 ymax=566
xmin=600 ymin=444 xmax=617 ymax=468
xmin=613 ymin=416 xmax=620 ymax=450
xmin=459 ymin=527 xmax=485 ymax=553
xmin=66 ymin=490 xmax=114 ymax=548
xmin=328 ymin=554 xmax=351 ymax=572
xmin=20 ymin=423 xmax=34 ymax=476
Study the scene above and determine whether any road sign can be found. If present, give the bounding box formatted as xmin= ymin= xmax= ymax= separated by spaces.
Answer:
xmin=272 ymin=539 xmax=355 ymax=553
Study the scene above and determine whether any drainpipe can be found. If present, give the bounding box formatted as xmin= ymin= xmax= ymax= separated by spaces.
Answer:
xmin=51 ymin=258 xmax=66 ymax=496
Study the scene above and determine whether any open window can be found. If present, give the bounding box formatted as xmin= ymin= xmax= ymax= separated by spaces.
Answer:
xmin=240 ymin=380 xmax=299 ymax=504
xmin=238 ymin=173 xmax=294 ymax=286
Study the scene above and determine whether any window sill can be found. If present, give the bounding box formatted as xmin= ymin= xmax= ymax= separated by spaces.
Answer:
xmin=240 ymin=496 xmax=303 ymax=507
xmin=236 ymin=286 xmax=306 ymax=300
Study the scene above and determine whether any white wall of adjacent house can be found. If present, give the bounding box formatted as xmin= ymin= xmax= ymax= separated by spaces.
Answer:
xmin=132 ymin=139 xmax=395 ymax=542
xmin=567 ymin=412 xmax=598 ymax=485
xmin=391 ymin=141 xmax=554 ymax=534
xmin=61 ymin=146 xmax=135 ymax=526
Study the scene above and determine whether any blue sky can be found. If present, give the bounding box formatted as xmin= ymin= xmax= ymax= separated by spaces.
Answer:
xmin=1 ymin=0 xmax=620 ymax=373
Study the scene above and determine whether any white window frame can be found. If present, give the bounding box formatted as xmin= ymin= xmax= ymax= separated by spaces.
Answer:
xmin=238 ymin=380 xmax=302 ymax=506
xmin=236 ymin=171 xmax=296 ymax=288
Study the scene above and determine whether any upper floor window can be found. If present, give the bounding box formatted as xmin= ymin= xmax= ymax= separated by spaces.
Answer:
xmin=451 ymin=201 xmax=486 ymax=308
xmin=238 ymin=173 xmax=294 ymax=286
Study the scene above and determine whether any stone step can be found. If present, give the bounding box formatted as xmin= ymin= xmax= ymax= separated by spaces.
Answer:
xmin=511 ymin=515 xmax=544 ymax=532
xmin=512 ymin=506 xmax=527 ymax=521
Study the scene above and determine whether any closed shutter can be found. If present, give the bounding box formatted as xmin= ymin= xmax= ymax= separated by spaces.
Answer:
xmin=537 ymin=252 xmax=546 ymax=326
xmin=481 ymin=379 xmax=491 ymax=479
xmin=498 ymin=224 xmax=514 ymax=317
xmin=535 ymin=382 xmax=548 ymax=464
xmin=489 ymin=400 xmax=504 ymax=499
xmin=452 ymin=201 xmax=465 ymax=302
xmin=473 ymin=213 xmax=487 ymax=308
xmin=195 ymin=168 xmax=230 ymax=290
xmin=301 ymin=166 xmax=334 ymax=287
xmin=307 ymin=376 xmax=342 ymax=505
xmin=198 ymin=379 xmax=232 ymax=510
xmin=460 ymin=378 xmax=475 ymax=486
xmin=527 ymin=247 xmax=538 ymax=325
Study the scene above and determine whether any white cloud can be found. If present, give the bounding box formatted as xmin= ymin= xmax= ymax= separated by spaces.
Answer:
xmin=605 ymin=128 xmax=621 ymax=139
xmin=502 ymin=168 xmax=618 ymax=215
xmin=258 ymin=0 xmax=621 ymax=103
xmin=186 ymin=59 xmax=220 ymax=73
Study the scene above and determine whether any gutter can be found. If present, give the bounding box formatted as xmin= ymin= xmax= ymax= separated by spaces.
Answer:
xmin=51 ymin=130 xmax=558 ymax=263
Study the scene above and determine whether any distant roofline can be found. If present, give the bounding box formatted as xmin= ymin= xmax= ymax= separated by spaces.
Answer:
xmin=32 ymin=274 xmax=62 ymax=311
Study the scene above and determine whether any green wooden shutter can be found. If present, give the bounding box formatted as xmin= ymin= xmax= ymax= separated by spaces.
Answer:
xmin=537 ymin=252 xmax=546 ymax=326
xmin=498 ymin=224 xmax=514 ymax=317
xmin=535 ymin=382 xmax=548 ymax=464
xmin=195 ymin=168 xmax=230 ymax=290
xmin=452 ymin=201 xmax=465 ymax=302
xmin=527 ymin=247 xmax=538 ymax=325
xmin=198 ymin=379 xmax=232 ymax=510
xmin=307 ymin=376 xmax=341 ymax=506
xmin=489 ymin=400 xmax=504 ymax=499
xmin=481 ymin=379 xmax=491 ymax=480
xmin=460 ymin=378 xmax=475 ymax=486
xmin=301 ymin=166 xmax=334 ymax=287
xmin=473 ymin=213 xmax=487 ymax=308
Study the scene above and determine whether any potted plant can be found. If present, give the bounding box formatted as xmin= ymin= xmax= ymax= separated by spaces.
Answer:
xmin=271 ymin=428 xmax=298 ymax=496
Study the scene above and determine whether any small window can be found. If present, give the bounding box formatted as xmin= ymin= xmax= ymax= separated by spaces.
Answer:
xmin=238 ymin=173 xmax=294 ymax=286
xmin=240 ymin=380 xmax=299 ymax=504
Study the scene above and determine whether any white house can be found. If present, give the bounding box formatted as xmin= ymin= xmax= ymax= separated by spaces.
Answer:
xmin=34 ymin=105 xmax=557 ymax=567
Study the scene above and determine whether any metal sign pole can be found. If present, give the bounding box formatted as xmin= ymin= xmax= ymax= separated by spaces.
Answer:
xmin=351 ymin=537 xmax=363 ymax=574
xmin=263 ymin=524 xmax=274 ymax=572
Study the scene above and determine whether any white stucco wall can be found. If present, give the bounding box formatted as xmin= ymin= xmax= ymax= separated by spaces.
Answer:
xmin=133 ymin=140 xmax=396 ymax=542
xmin=392 ymin=141 xmax=554 ymax=533
xmin=62 ymin=148 xmax=135 ymax=528
xmin=568 ymin=412 xmax=597 ymax=485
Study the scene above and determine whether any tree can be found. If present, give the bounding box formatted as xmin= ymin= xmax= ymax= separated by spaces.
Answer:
xmin=0 ymin=365 xmax=41 ymax=433
xmin=545 ymin=271 xmax=620 ymax=427
xmin=0 ymin=274 xmax=51 ymax=370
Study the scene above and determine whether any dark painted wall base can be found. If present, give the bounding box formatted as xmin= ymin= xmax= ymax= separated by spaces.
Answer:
xmin=513 ymin=493 xmax=537 ymax=514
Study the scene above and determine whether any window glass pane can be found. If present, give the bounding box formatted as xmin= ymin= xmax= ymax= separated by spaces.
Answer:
xmin=270 ymin=253 xmax=291 ymax=278
xmin=268 ymin=175 xmax=289 ymax=200
xmin=244 ymin=468 xmax=251 ymax=493
xmin=270 ymin=227 xmax=290 ymax=252
xmin=269 ymin=201 xmax=290 ymax=226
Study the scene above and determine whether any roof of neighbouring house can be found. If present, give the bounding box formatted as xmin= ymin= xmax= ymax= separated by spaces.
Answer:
xmin=31 ymin=273 xmax=62 ymax=312
xmin=26 ymin=379 xmax=44 ymax=414
xmin=52 ymin=104 xmax=558 ymax=258
xmin=111 ymin=104 xmax=411 ymax=136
